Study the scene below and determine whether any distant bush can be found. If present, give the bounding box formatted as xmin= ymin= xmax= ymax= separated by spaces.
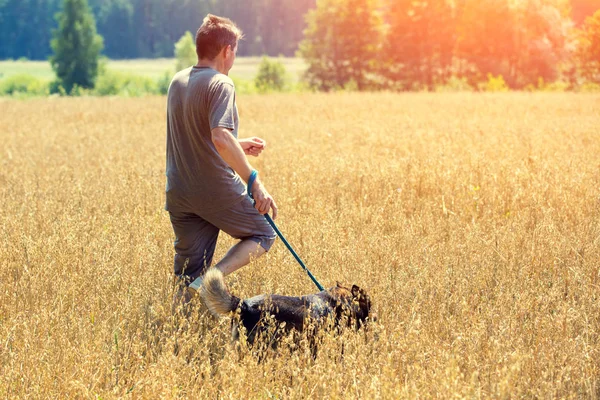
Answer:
xmin=435 ymin=76 xmax=474 ymax=92
xmin=93 ymin=70 xmax=158 ymax=96
xmin=578 ymin=82 xmax=600 ymax=92
xmin=156 ymin=71 xmax=172 ymax=95
xmin=479 ymin=74 xmax=509 ymax=92
xmin=0 ymin=74 xmax=49 ymax=96
xmin=232 ymin=77 xmax=258 ymax=95
xmin=93 ymin=70 xmax=128 ymax=95
xmin=255 ymin=57 xmax=288 ymax=92
xmin=49 ymin=79 xmax=67 ymax=95
xmin=540 ymin=80 xmax=570 ymax=92
xmin=289 ymin=80 xmax=312 ymax=93
xmin=342 ymin=79 xmax=359 ymax=92
xmin=525 ymin=77 xmax=571 ymax=92
xmin=174 ymin=31 xmax=196 ymax=72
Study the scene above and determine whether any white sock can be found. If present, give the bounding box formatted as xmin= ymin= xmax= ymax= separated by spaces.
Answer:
xmin=189 ymin=276 xmax=203 ymax=291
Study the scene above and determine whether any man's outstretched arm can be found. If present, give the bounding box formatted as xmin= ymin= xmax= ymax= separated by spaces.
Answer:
xmin=211 ymin=127 xmax=277 ymax=219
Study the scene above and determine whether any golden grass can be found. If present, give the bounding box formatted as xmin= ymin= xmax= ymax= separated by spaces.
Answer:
xmin=1 ymin=93 xmax=599 ymax=398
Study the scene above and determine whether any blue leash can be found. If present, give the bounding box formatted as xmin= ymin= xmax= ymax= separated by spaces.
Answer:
xmin=247 ymin=170 xmax=324 ymax=291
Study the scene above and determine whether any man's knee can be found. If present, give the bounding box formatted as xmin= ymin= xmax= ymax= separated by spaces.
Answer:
xmin=248 ymin=234 xmax=276 ymax=252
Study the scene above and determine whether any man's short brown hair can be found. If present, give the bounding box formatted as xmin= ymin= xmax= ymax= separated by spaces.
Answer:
xmin=195 ymin=14 xmax=243 ymax=60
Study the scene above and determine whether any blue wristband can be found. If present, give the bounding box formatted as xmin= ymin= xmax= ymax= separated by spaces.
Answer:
xmin=247 ymin=170 xmax=258 ymax=199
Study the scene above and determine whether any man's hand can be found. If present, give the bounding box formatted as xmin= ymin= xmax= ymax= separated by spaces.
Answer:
xmin=251 ymin=179 xmax=278 ymax=219
xmin=239 ymin=137 xmax=266 ymax=157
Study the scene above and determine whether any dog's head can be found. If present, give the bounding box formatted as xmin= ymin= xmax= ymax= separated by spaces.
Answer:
xmin=332 ymin=282 xmax=373 ymax=329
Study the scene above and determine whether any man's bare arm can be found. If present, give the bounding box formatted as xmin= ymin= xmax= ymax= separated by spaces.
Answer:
xmin=211 ymin=127 xmax=277 ymax=218
xmin=239 ymin=137 xmax=266 ymax=157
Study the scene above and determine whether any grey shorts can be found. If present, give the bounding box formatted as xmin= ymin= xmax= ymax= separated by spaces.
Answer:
xmin=169 ymin=197 xmax=276 ymax=283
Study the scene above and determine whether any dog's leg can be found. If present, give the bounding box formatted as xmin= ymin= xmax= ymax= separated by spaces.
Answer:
xmin=231 ymin=319 xmax=240 ymax=343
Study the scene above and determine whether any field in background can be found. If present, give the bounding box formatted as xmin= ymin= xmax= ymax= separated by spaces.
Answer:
xmin=1 ymin=93 xmax=600 ymax=398
xmin=0 ymin=57 xmax=307 ymax=82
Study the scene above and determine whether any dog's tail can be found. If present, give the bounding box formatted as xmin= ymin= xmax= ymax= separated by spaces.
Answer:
xmin=200 ymin=268 xmax=240 ymax=317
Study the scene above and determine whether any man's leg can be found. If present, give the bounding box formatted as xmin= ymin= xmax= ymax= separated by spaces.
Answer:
xmin=189 ymin=197 xmax=276 ymax=290
xmin=169 ymin=211 xmax=219 ymax=310
xmin=213 ymin=238 xmax=266 ymax=276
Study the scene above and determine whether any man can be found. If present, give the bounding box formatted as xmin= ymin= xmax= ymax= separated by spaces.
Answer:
xmin=165 ymin=14 xmax=277 ymax=307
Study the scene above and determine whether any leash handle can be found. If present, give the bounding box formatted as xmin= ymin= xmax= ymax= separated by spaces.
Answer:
xmin=247 ymin=170 xmax=324 ymax=291
xmin=247 ymin=169 xmax=258 ymax=198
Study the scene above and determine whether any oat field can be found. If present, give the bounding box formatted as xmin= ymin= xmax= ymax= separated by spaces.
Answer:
xmin=1 ymin=93 xmax=600 ymax=398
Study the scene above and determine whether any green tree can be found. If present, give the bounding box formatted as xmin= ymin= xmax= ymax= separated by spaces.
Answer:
xmin=255 ymin=56 xmax=287 ymax=92
xmin=50 ymin=0 xmax=104 ymax=94
xmin=571 ymin=0 xmax=600 ymax=25
xmin=512 ymin=1 xmax=571 ymax=87
xmin=258 ymin=0 xmax=317 ymax=57
xmin=455 ymin=0 xmax=519 ymax=86
xmin=299 ymin=0 xmax=384 ymax=91
xmin=174 ymin=31 xmax=196 ymax=71
xmin=211 ymin=0 xmax=316 ymax=56
xmin=0 ymin=0 xmax=62 ymax=60
xmin=97 ymin=0 xmax=135 ymax=59
xmin=0 ymin=0 xmax=316 ymax=60
xmin=385 ymin=0 xmax=457 ymax=90
xmin=456 ymin=0 xmax=569 ymax=88
xmin=578 ymin=9 xmax=600 ymax=82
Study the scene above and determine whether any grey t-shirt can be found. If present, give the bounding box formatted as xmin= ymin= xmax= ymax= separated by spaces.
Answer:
xmin=165 ymin=66 xmax=245 ymax=213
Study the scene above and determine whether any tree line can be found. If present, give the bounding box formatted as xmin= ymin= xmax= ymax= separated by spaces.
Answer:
xmin=300 ymin=0 xmax=600 ymax=90
xmin=1 ymin=0 xmax=599 ymax=93
xmin=0 ymin=0 xmax=316 ymax=60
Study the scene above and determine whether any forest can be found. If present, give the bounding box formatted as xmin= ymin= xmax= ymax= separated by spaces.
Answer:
xmin=0 ymin=0 xmax=316 ymax=59
xmin=1 ymin=0 xmax=599 ymax=93
xmin=1 ymin=0 xmax=598 ymax=61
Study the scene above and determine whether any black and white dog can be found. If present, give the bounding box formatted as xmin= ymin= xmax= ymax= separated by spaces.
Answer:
xmin=200 ymin=268 xmax=373 ymax=344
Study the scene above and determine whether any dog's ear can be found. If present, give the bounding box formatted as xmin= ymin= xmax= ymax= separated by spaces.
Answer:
xmin=349 ymin=288 xmax=372 ymax=329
